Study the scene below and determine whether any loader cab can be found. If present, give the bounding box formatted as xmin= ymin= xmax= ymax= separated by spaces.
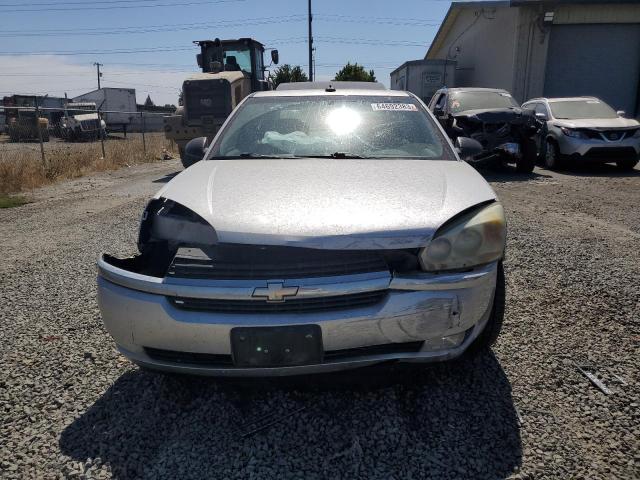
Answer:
xmin=196 ymin=38 xmax=273 ymax=92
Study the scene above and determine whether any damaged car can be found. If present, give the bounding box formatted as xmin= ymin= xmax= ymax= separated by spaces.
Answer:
xmin=97 ymin=83 xmax=507 ymax=376
xmin=429 ymin=87 xmax=542 ymax=173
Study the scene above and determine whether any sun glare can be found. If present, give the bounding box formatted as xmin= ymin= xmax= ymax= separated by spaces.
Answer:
xmin=326 ymin=106 xmax=361 ymax=135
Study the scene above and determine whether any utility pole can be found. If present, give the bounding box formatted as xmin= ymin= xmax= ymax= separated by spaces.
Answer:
xmin=93 ymin=62 xmax=103 ymax=89
xmin=308 ymin=0 xmax=313 ymax=81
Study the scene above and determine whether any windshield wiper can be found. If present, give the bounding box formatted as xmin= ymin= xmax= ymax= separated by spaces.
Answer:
xmin=209 ymin=152 xmax=370 ymax=160
xmin=208 ymin=153 xmax=293 ymax=159
xmin=293 ymin=152 xmax=369 ymax=159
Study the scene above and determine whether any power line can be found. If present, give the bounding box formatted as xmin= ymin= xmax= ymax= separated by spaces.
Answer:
xmin=0 ymin=14 xmax=440 ymax=37
xmin=0 ymin=15 xmax=306 ymax=37
xmin=0 ymin=0 xmax=246 ymax=13
xmin=0 ymin=0 xmax=205 ymax=5
xmin=0 ymin=35 xmax=426 ymax=56
xmin=317 ymin=14 xmax=441 ymax=27
xmin=0 ymin=46 xmax=196 ymax=56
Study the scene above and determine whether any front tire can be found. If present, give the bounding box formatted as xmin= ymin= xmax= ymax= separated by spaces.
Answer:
xmin=544 ymin=139 xmax=562 ymax=170
xmin=470 ymin=262 xmax=505 ymax=351
xmin=616 ymin=158 xmax=638 ymax=171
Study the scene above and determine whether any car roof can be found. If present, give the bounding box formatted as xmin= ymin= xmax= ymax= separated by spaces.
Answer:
xmin=253 ymin=88 xmax=410 ymax=98
xmin=276 ymin=81 xmax=387 ymax=91
xmin=441 ymin=87 xmax=511 ymax=94
xmin=525 ymin=96 xmax=601 ymax=103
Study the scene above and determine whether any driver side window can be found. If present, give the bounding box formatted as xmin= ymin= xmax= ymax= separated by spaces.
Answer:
xmin=532 ymin=103 xmax=549 ymax=119
xmin=434 ymin=93 xmax=446 ymax=111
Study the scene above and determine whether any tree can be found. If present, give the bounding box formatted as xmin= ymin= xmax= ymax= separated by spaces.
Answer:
xmin=144 ymin=94 xmax=155 ymax=107
xmin=272 ymin=64 xmax=309 ymax=88
xmin=334 ymin=62 xmax=376 ymax=82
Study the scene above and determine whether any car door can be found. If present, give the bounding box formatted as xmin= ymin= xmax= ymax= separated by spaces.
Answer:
xmin=526 ymin=102 xmax=549 ymax=157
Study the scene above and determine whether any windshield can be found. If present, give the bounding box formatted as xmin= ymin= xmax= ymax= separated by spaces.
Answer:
xmin=549 ymin=99 xmax=618 ymax=119
xmin=203 ymin=45 xmax=253 ymax=73
xmin=209 ymin=95 xmax=453 ymax=160
xmin=223 ymin=48 xmax=251 ymax=73
xmin=450 ymin=91 xmax=518 ymax=113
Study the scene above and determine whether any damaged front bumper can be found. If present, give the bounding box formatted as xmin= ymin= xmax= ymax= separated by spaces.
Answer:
xmin=97 ymin=254 xmax=498 ymax=376
xmin=468 ymin=142 xmax=522 ymax=166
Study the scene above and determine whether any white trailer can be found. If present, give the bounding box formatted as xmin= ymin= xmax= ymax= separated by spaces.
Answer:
xmin=72 ymin=88 xmax=136 ymax=132
xmin=390 ymin=59 xmax=456 ymax=105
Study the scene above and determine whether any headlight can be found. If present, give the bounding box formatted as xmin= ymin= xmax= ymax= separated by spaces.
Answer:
xmin=419 ymin=202 xmax=506 ymax=271
xmin=561 ymin=127 xmax=587 ymax=139
xmin=138 ymin=198 xmax=217 ymax=249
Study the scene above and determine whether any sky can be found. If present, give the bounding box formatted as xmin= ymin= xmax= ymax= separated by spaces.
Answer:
xmin=0 ymin=0 xmax=464 ymax=105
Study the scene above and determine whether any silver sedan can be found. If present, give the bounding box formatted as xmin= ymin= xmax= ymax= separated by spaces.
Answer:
xmin=98 ymin=84 xmax=506 ymax=376
xmin=522 ymin=97 xmax=640 ymax=171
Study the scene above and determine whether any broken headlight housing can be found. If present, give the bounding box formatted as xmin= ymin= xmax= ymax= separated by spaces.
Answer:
xmin=138 ymin=198 xmax=217 ymax=250
xmin=419 ymin=202 xmax=506 ymax=272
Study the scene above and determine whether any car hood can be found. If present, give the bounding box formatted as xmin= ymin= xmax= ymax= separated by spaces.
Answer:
xmin=73 ymin=113 xmax=99 ymax=121
xmin=155 ymin=158 xmax=497 ymax=250
xmin=551 ymin=117 xmax=640 ymax=130
xmin=452 ymin=107 xmax=531 ymax=123
xmin=453 ymin=107 xmax=542 ymax=126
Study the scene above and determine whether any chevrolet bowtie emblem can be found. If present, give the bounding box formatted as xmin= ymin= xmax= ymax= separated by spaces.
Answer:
xmin=252 ymin=282 xmax=299 ymax=303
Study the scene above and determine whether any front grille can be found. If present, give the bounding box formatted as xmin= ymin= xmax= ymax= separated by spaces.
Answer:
xmin=144 ymin=340 xmax=423 ymax=368
xmin=325 ymin=341 xmax=424 ymax=361
xmin=168 ymin=290 xmax=388 ymax=313
xmin=581 ymin=129 xmax=635 ymax=141
xmin=167 ymin=245 xmax=390 ymax=280
xmin=583 ymin=147 xmax=637 ymax=161
xmin=601 ymin=129 xmax=631 ymax=141
xmin=145 ymin=347 xmax=233 ymax=366
xmin=80 ymin=119 xmax=100 ymax=130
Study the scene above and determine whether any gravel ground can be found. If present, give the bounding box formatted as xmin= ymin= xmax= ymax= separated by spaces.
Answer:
xmin=0 ymin=161 xmax=638 ymax=479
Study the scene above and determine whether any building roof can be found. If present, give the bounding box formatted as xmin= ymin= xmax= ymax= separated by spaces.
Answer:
xmin=425 ymin=0 xmax=638 ymax=59
xmin=389 ymin=59 xmax=450 ymax=76
xmin=511 ymin=0 xmax=638 ymax=4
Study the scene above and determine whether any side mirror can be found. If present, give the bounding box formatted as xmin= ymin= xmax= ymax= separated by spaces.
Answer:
xmin=535 ymin=112 xmax=548 ymax=121
xmin=270 ymin=49 xmax=279 ymax=65
xmin=617 ymin=110 xmax=626 ymax=117
xmin=182 ymin=136 xmax=209 ymax=169
xmin=455 ymin=137 xmax=483 ymax=159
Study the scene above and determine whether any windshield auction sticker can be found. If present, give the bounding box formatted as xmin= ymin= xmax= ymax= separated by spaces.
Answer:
xmin=371 ymin=103 xmax=418 ymax=111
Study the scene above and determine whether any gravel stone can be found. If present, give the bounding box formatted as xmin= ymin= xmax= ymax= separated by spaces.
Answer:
xmin=0 ymin=161 xmax=638 ymax=479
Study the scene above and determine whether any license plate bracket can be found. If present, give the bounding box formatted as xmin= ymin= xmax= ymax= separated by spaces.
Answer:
xmin=231 ymin=325 xmax=323 ymax=367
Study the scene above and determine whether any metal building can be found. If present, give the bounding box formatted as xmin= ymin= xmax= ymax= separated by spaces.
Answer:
xmin=419 ymin=0 xmax=640 ymax=116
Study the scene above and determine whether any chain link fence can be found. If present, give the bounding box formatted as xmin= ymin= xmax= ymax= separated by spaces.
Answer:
xmin=0 ymin=105 xmax=178 ymax=194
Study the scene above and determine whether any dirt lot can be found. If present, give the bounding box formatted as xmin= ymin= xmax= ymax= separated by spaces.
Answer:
xmin=0 ymin=161 xmax=638 ymax=479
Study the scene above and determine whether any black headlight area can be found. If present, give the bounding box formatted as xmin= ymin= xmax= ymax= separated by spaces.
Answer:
xmin=138 ymin=198 xmax=218 ymax=251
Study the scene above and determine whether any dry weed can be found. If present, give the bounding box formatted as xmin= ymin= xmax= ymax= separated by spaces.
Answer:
xmin=0 ymin=133 xmax=176 ymax=194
